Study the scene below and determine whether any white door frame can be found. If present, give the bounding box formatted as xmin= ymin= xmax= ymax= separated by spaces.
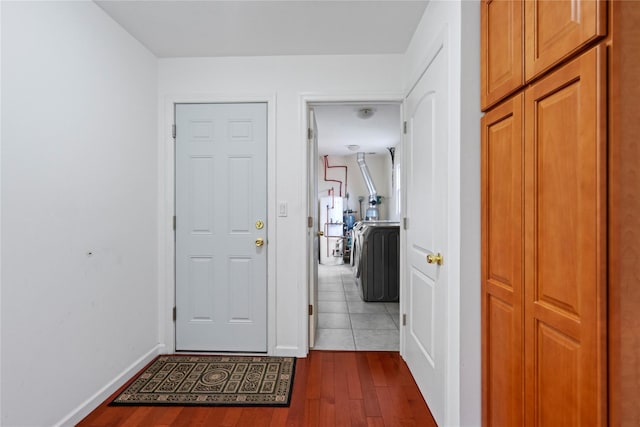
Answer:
xmin=160 ymin=94 xmax=277 ymax=354
xmin=307 ymin=108 xmax=319 ymax=349
xmin=299 ymin=92 xmax=404 ymax=352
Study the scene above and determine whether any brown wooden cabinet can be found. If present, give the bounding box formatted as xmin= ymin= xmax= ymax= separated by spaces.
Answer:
xmin=480 ymin=1 xmax=623 ymax=426
xmin=523 ymin=46 xmax=607 ymax=427
xmin=481 ymin=0 xmax=523 ymax=109
xmin=481 ymin=93 xmax=524 ymax=427
xmin=608 ymin=3 xmax=640 ymax=425
xmin=524 ymin=0 xmax=606 ymax=81
xmin=482 ymin=48 xmax=606 ymax=427
xmin=481 ymin=0 xmax=606 ymax=110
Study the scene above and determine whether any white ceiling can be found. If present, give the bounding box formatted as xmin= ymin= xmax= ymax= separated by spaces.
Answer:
xmin=313 ymin=103 xmax=401 ymax=156
xmin=95 ymin=1 xmax=429 ymax=58
xmin=95 ymin=0 xmax=422 ymax=155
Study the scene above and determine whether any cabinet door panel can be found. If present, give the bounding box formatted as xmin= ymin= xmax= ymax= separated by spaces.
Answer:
xmin=481 ymin=0 xmax=524 ymax=110
xmin=524 ymin=46 xmax=606 ymax=427
xmin=525 ymin=0 xmax=606 ymax=81
xmin=481 ymin=93 xmax=524 ymax=426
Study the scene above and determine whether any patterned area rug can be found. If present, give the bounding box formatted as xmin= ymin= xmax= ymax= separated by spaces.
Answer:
xmin=110 ymin=355 xmax=296 ymax=407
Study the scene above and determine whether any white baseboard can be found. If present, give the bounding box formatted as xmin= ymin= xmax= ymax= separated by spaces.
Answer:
xmin=54 ymin=344 xmax=162 ymax=427
xmin=275 ymin=345 xmax=305 ymax=357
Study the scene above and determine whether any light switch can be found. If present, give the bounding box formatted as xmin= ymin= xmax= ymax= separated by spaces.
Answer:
xmin=278 ymin=201 xmax=288 ymax=217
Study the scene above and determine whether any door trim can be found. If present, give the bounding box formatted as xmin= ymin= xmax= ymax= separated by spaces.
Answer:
xmin=160 ymin=94 xmax=277 ymax=354
xmin=300 ymin=92 xmax=404 ymax=353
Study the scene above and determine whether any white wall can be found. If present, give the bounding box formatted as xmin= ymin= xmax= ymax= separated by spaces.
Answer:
xmin=1 ymin=2 xmax=158 ymax=426
xmin=458 ymin=3 xmax=482 ymax=425
xmin=403 ymin=1 xmax=481 ymax=425
xmin=159 ymin=55 xmax=403 ymax=356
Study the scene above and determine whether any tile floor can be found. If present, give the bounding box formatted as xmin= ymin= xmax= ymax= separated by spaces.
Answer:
xmin=313 ymin=263 xmax=400 ymax=351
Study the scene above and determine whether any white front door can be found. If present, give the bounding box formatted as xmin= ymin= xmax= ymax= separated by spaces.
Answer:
xmin=307 ymin=108 xmax=319 ymax=348
xmin=175 ymin=103 xmax=267 ymax=352
xmin=403 ymin=44 xmax=449 ymax=424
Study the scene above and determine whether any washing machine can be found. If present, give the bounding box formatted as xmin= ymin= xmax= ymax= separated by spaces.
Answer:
xmin=352 ymin=221 xmax=400 ymax=302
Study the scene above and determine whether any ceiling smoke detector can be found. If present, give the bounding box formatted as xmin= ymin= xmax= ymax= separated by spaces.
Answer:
xmin=347 ymin=144 xmax=360 ymax=151
xmin=357 ymin=108 xmax=375 ymax=119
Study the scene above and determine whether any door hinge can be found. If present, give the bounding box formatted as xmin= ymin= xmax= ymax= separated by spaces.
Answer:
xmin=172 ymin=124 xmax=176 ymax=139
xmin=403 ymin=121 xmax=407 ymax=134
xmin=308 ymin=128 xmax=313 ymax=140
xmin=403 ymin=217 xmax=408 ymax=230
xmin=173 ymin=215 xmax=176 ymax=231
xmin=402 ymin=313 xmax=407 ymax=326
xmin=309 ymin=304 xmax=313 ymax=316
xmin=173 ymin=306 xmax=177 ymax=321
xmin=307 ymin=216 xmax=313 ymax=228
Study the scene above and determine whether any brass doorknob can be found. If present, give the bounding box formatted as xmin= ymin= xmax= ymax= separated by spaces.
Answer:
xmin=317 ymin=231 xmax=324 ymax=237
xmin=255 ymin=238 xmax=264 ymax=247
xmin=426 ymin=253 xmax=443 ymax=265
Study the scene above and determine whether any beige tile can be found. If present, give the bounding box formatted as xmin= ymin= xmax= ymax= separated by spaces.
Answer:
xmin=384 ymin=302 xmax=400 ymax=314
xmin=347 ymin=300 xmax=388 ymax=314
xmin=318 ymin=291 xmax=346 ymax=302
xmin=318 ymin=301 xmax=349 ymax=313
xmin=318 ymin=313 xmax=351 ymax=329
xmin=353 ymin=329 xmax=399 ymax=351
xmin=350 ymin=313 xmax=397 ymax=330
xmin=313 ymin=328 xmax=355 ymax=350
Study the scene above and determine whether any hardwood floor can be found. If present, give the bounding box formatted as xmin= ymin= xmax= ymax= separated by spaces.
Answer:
xmin=77 ymin=351 xmax=436 ymax=427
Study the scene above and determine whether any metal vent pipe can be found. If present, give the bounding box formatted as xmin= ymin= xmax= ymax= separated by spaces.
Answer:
xmin=356 ymin=152 xmax=379 ymax=220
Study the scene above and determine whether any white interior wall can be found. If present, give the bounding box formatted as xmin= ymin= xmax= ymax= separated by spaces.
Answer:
xmin=403 ymin=1 xmax=481 ymax=425
xmin=0 ymin=3 xmax=4 ymax=423
xmin=458 ymin=3 xmax=482 ymax=425
xmin=158 ymin=55 xmax=403 ymax=356
xmin=1 ymin=2 xmax=158 ymax=426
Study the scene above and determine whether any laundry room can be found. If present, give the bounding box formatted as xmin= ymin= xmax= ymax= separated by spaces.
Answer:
xmin=311 ymin=102 xmax=403 ymax=351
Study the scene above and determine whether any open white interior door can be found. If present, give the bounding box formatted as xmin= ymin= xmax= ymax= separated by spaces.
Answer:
xmin=307 ymin=108 xmax=319 ymax=348
xmin=402 ymin=42 xmax=449 ymax=425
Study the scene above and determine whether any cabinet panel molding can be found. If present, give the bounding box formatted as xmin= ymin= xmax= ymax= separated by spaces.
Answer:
xmin=524 ymin=0 xmax=606 ymax=81
xmin=524 ymin=46 xmax=607 ymax=427
xmin=481 ymin=0 xmax=524 ymax=109
xmin=481 ymin=93 xmax=524 ymax=427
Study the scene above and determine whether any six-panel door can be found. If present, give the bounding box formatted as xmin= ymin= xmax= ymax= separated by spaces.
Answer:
xmin=175 ymin=103 xmax=268 ymax=352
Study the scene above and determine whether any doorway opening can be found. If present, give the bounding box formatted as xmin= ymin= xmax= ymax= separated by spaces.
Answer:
xmin=308 ymin=101 xmax=403 ymax=351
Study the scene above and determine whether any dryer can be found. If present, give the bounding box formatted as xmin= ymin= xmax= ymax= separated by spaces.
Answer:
xmin=352 ymin=221 xmax=400 ymax=302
